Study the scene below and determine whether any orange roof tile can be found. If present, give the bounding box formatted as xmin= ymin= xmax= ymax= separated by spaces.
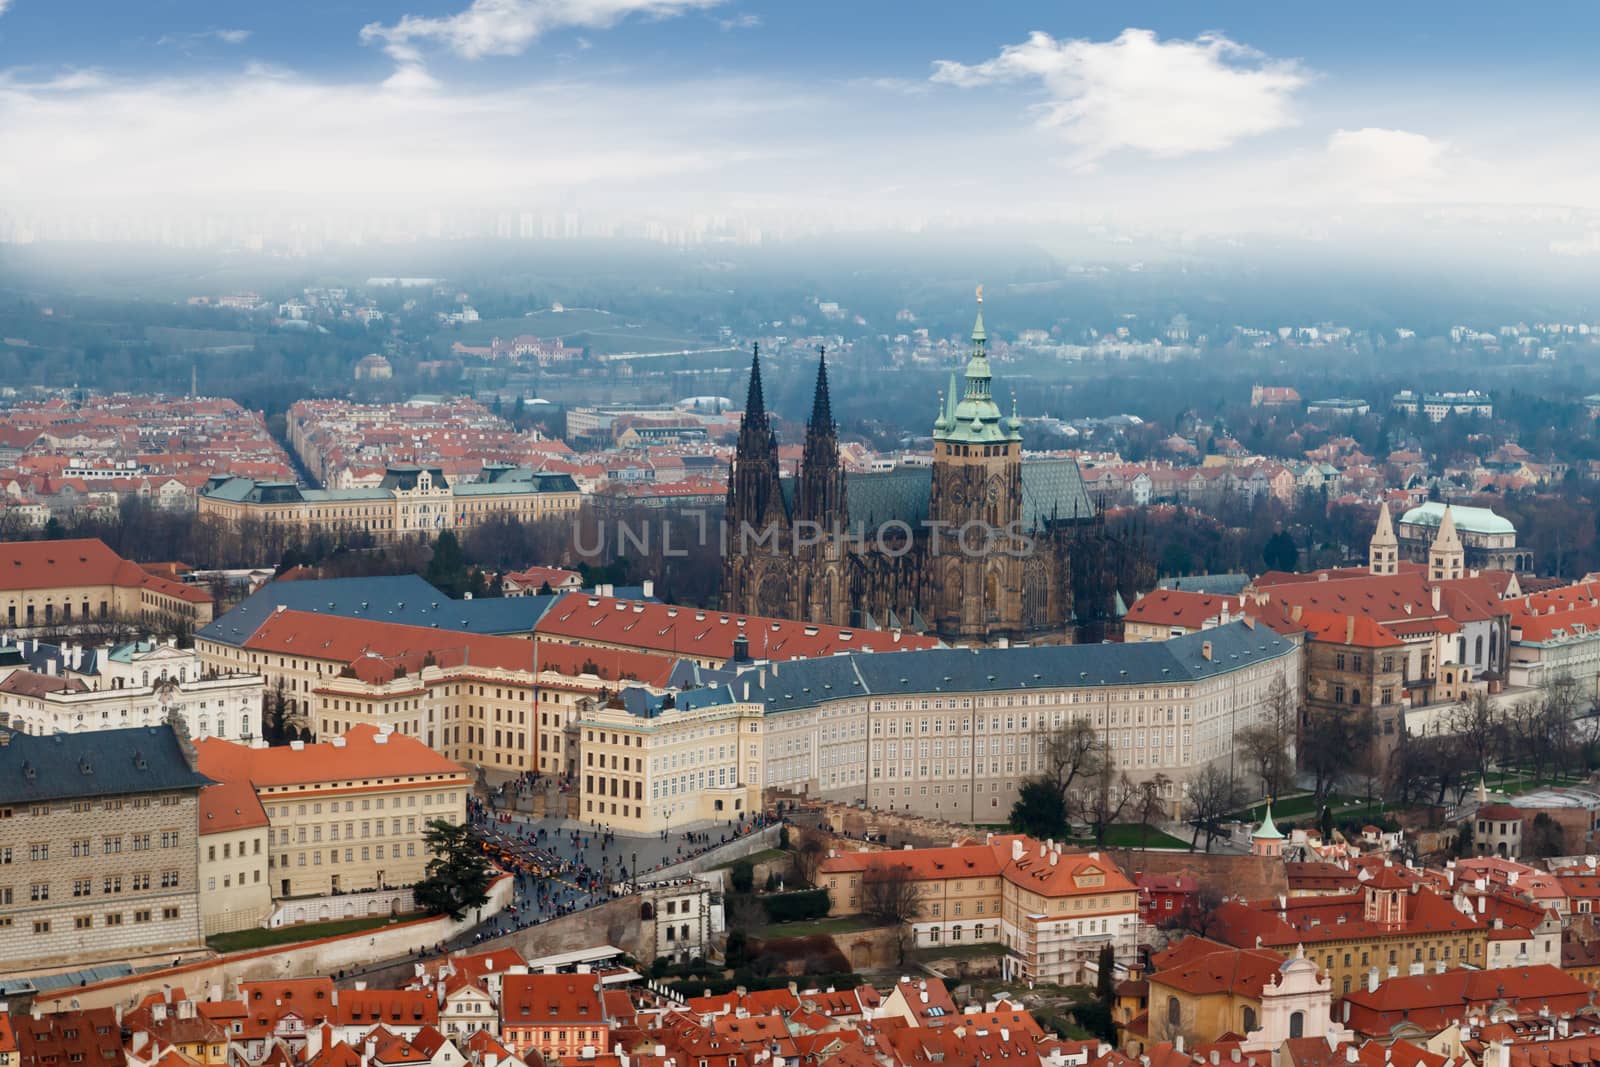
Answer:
xmin=195 ymin=724 xmax=467 ymax=790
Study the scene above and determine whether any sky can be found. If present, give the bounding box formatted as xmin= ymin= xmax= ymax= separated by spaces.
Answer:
xmin=5 ymin=1 xmax=1600 ymax=250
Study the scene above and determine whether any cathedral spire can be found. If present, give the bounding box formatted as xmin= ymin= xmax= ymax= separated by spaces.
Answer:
xmin=743 ymin=342 xmax=769 ymax=432
xmin=808 ymin=345 xmax=833 ymax=433
xmin=797 ymin=345 xmax=846 ymax=530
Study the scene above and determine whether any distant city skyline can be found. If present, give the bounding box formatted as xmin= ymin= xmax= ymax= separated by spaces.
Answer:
xmin=5 ymin=2 xmax=1600 ymax=254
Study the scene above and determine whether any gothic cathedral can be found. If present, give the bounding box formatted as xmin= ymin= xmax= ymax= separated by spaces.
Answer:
xmin=722 ymin=297 xmax=1144 ymax=644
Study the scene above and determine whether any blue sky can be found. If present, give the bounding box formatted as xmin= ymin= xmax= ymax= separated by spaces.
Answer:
xmin=5 ymin=1 xmax=1600 ymax=246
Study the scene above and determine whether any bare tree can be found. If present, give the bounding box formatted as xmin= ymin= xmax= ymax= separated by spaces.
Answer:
xmin=1302 ymin=707 xmax=1375 ymax=802
xmin=1236 ymin=674 xmax=1296 ymax=799
xmin=1186 ymin=765 xmax=1244 ymax=852
xmin=1161 ymin=883 xmax=1225 ymax=938
xmin=1041 ymin=717 xmax=1108 ymax=805
xmin=727 ymin=894 xmax=766 ymax=932
xmin=793 ymin=833 xmax=827 ymax=887
xmin=1450 ymin=690 xmax=1504 ymax=781
xmin=1077 ymin=761 xmax=1134 ymax=846
xmin=861 ymin=863 xmax=924 ymax=926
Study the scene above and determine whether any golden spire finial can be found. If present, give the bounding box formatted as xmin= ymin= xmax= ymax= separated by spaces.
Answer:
xmin=976 ymin=284 xmax=983 ymax=305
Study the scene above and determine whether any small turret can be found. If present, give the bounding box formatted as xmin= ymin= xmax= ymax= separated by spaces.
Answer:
xmin=1430 ymin=505 xmax=1464 ymax=581
xmin=1369 ymin=500 xmax=1399 ymax=576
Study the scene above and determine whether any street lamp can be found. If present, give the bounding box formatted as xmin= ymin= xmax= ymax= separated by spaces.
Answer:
xmin=632 ymin=850 xmax=638 ymax=891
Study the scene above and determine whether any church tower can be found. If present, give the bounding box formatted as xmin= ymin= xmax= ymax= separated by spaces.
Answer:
xmin=795 ymin=346 xmax=846 ymax=531
xmin=794 ymin=347 xmax=850 ymax=625
xmin=1369 ymin=501 xmax=1399 ymax=575
xmin=723 ymin=344 xmax=795 ymax=618
xmin=928 ymin=287 xmax=1027 ymax=639
xmin=1429 ymin=505 xmax=1465 ymax=581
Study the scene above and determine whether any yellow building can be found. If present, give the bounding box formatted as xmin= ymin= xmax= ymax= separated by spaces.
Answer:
xmin=1210 ymin=866 xmax=1489 ymax=997
xmin=197 ymin=464 xmax=580 ymax=544
xmin=0 ymin=538 xmax=213 ymax=634
xmin=819 ymin=835 xmax=1139 ymax=985
xmin=575 ymin=688 xmax=765 ymax=832
xmin=196 ymin=777 xmax=274 ymax=935
xmin=1140 ymin=939 xmax=1348 ymax=1053
xmin=194 ymin=724 xmax=470 ymax=900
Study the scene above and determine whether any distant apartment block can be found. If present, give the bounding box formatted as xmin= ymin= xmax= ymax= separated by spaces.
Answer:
xmin=1250 ymin=385 xmax=1301 ymax=408
xmin=1391 ymin=389 xmax=1494 ymax=421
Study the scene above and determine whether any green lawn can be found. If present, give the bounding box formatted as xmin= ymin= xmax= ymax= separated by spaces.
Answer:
xmin=912 ymin=942 xmax=1006 ymax=963
xmin=207 ymin=913 xmax=417 ymax=953
xmin=754 ymin=914 xmax=883 ymax=939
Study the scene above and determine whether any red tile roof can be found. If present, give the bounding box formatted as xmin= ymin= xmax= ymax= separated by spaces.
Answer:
xmin=0 ymin=538 xmax=209 ymax=602
xmin=195 ymin=724 xmax=467 ymax=790
xmin=1210 ymin=886 xmax=1481 ymax=949
xmin=1148 ymin=944 xmax=1289 ymax=998
xmin=535 ymin=595 xmax=942 ymax=661
xmin=198 ymin=775 xmax=269 ymax=835
xmin=820 ymin=836 xmax=1134 ymax=907
xmin=500 ymin=974 xmax=606 ymax=1027
xmin=1339 ymin=965 xmax=1591 ymax=1035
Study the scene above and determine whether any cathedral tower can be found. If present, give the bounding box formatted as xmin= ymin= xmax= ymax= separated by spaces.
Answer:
xmin=795 ymin=346 xmax=846 ymax=530
xmin=1369 ymin=500 xmax=1399 ymax=575
xmin=723 ymin=344 xmax=795 ymax=618
xmin=927 ymin=288 xmax=1028 ymax=638
xmin=1429 ymin=505 xmax=1464 ymax=581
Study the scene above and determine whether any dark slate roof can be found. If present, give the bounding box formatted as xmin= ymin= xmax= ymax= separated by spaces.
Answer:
xmin=197 ymin=575 xmax=557 ymax=646
xmin=0 ymin=724 xmax=213 ymax=804
xmin=844 ymin=467 xmax=933 ymax=529
xmin=1158 ymin=574 xmax=1253 ymax=596
xmin=779 ymin=459 xmax=1094 ymax=534
xmin=700 ymin=620 xmax=1294 ymax=715
xmin=1019 ymin=458 xmax=1096 ymax=528
xmin=379 ymin=465 xmax=450 ymax=491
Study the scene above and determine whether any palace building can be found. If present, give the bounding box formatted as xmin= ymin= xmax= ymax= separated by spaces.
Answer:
xmin=198 ymin=463 xmax=581 ymax=544
xmin=722 ymin=296 xmax=1148 ymax=644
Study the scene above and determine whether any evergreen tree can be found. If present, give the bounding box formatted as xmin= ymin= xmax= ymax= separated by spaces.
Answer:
xmin=1009 ymin=779 xmax=1069 ymax=840
xmin=1262 ymin=530 xmax=1298 ymax=572
xmin=414 ymin=819 xmax=494 ymax=920
xmin=1095 ymin=942 xmax=1117 ymax=1014
xmin=425 ymin=531 xmax=470 ymax=597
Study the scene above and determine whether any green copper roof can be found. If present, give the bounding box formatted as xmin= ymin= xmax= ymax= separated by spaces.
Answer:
xmin=933 ymin=308 xmax=1021 ymax=445
xmin=1254 ymin=802 xmax=1285 ymax=840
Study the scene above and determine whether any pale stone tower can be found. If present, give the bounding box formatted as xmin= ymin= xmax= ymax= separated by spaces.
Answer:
xmin=1369 ymin=501 xmax=1399 ymax=576
xmin=1429 ymin=505 xmax=1465 ymax=581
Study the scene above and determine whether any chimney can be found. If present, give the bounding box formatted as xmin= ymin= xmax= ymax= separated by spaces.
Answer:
xmin=1012 ymin=840 xmax=1024 ymax=862
xmin=643 ymin=579 xmax=655 ymax=599
xmin=1346 ymin=615 xmax=1355 ymax=645
xmin=1432 ymin=587 xmax=1441 ymax=612
xmin=1201 ymin=641 xmax=1213 ymax=662
xmin=1368 ymin=967 xmax=1379 ymax=992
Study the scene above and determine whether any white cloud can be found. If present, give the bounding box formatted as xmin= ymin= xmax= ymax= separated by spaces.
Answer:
xmin=848 ymin=76 xmax=931 ymax=97
xmin=361 ymin=0 xmax=725 ymax=62
xmin=1325 ymin=127 xmax=1447 ymax=193
xmin=716 ymin=12 xmax=760 ymax=31
xmin=0 ymin=65 xmax=788 ymax=216
xmin=931 ymin=28 xmax=1308 ymax=164
xmin=157 ymin=28 xmax=253 ymax=49
xmin=0 ymin=1 xmax=12 ymax=15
